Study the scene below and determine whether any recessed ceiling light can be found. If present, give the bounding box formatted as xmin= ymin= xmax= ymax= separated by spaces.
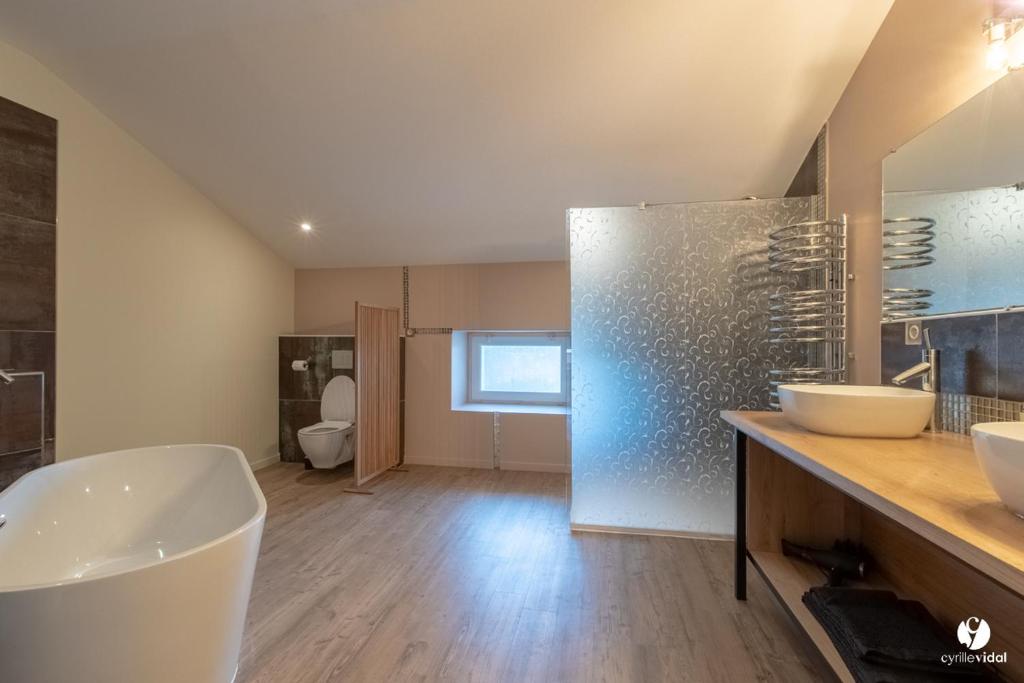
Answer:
xmin=300 ymin=222 xmax=312 ymax=232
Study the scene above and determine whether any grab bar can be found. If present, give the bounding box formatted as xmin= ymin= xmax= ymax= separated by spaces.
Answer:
xmin=0 ymin=369 xmax=14 ymax=385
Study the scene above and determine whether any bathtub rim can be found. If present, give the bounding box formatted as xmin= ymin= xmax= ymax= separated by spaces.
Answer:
xmin=0 ymin=443 xmax=267 ymax=594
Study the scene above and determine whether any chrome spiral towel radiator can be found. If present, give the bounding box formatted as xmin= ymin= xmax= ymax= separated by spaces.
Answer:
xmin=767 ymin=215 xmax=848 ymax=408
xmin=882 ymin=217 xmax=935 ymax=322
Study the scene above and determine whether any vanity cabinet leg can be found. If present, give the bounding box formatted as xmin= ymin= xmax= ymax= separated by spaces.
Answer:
xmin=735 ymin=429 xmax=747 ymax=601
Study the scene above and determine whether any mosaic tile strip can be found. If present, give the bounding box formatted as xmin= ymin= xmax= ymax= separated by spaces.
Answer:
xmin=406 ymin=327 xmax=452 ymax=336
xmin=402 ymin=265 xmax=410 ymax=331
xmin=938 ymin=392 xmax=1024 ymax=435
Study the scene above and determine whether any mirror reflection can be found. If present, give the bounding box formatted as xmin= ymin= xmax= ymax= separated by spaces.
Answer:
xmin=882 ymin=70 xmax=1024 ymax=320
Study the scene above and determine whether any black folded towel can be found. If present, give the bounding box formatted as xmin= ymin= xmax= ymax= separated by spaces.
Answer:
xmin=802 ymin=587 xmax=992 ymax=682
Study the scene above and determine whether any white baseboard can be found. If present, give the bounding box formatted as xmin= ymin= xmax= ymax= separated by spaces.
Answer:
xmin=249 ymin=453 xmax=281 ymax=471
xmin=569 ymin=522 xmax=733 ymax=541
xmin=499 ymin=460 xmax=571 ymax=474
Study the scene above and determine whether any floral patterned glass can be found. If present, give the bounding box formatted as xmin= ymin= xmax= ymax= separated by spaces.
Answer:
xmin=568 ymin=198 xmax=815 ymax=534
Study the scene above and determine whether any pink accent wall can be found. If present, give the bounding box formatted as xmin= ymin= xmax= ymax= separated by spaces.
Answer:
xmin=294 ymin=261 xmax=570 ymax=472
xmin=826 ymin=0 xmax=1003 ymax=383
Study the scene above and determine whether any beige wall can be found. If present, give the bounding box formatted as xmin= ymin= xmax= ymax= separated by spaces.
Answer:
xmin=295 ymin=261 xmax=570 ymax=472
xmin=0 ymin=41 xmax=294 ymax=465
xmin=294 ymin=266 xmax=403 ymax=334
xmin=827 ymin=0 xmax=1003 ymax=383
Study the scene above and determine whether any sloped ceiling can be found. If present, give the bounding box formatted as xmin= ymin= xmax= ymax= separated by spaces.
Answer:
xmin=0 ymin=1 xmax=892 ymax=267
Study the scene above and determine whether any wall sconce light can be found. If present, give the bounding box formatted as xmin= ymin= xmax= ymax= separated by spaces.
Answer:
xmin=984 ymin=16 xmax=1024 ymax=72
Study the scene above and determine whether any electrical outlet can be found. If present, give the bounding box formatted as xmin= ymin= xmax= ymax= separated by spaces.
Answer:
xmin=905 ymin=321 xmax=922 ymax=345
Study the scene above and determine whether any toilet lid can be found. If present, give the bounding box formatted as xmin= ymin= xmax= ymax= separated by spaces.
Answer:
xmin=321 ymin=375 xmax=355 ymax=422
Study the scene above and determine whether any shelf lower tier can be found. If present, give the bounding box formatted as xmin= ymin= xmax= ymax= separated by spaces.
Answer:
xmin=748 ymin=550 xmax=856 ymax=683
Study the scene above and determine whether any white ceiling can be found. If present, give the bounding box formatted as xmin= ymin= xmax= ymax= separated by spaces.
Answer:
xmin=0 ymin=0 xmax=892 ymax=268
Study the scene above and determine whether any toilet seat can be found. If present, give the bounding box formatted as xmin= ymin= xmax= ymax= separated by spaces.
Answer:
xmin=298 ymin=420 xmax=353 ymax=436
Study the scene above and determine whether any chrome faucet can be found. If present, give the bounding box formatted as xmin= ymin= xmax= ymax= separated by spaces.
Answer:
xmin=892 ymin=328 xmax=940 ymax=432
xmin=0 ymin=369 xmax=14 ymax=385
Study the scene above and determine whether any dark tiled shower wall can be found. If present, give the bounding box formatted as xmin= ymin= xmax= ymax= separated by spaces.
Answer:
xmin=0 ymin=96 xmax=57 ymax=489
xmin=881 ymin=310 xmax=1024 ymax=402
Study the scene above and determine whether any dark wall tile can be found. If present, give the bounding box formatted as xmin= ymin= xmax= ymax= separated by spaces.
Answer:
xmin=884 ymin=315 xmax=1000 ymax=398
xmin=997 ymin=311 xmax=1024 ymax=402
xmin=0 ymin=449 xmax=44 ymax=490
xmin=0 ymin=96 xmax=56 ymax=489
xmin=279 ymin=400 xmax=322 ymax=463
xmin=0 ymin=215 xmax=55 ymax=330
xmin=399 ymin=400 xmax=405 ymax=462
xmin=0 ymin=331 xmax=55 ymax=439
xmin=279 ymin=336 xmax=355 ymax=401
xmin=280 ymin=336 xmax=356 ymax=462
xmin=785 ymin=139 xmax=818 ymax=198
xmin=0 ymin=96 xmax=57 ymax=224
xmin=0 ymin=96 xmax=57 ymax=173
xmin=880 ymin=323 xmax=922 ymax=385
xmin=0 ymin=165 xmax=57 ymax=224
xmin=400 ymin=337 xmax=406 ymax=401
xmin=0 ymin=374 xmax=44 ymax=455
xmin=923 ymin=316 xmax=998 ymax=396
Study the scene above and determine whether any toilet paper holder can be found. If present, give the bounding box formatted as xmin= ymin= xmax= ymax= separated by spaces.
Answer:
xmin=291 ymin=357 xmax=313 ymax=372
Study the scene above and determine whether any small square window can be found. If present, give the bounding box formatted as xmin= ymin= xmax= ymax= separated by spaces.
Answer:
xmin=466 ymin=332 xmax=569 ymax=406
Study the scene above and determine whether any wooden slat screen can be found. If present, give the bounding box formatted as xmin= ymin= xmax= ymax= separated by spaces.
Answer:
xmin=354 ymin=302 xmax=401 ymax=486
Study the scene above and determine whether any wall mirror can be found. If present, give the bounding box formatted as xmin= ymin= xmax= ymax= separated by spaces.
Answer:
xmin=882 ymin=70 xmax=1024 ymax=321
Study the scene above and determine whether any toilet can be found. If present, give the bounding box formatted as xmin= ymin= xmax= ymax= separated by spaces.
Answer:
xmin=297 ymin=375 xmax=356 ymax=469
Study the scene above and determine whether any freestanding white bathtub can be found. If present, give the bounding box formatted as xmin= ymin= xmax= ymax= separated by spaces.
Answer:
xmin=0 ymin=444 xmax=266 ymax=683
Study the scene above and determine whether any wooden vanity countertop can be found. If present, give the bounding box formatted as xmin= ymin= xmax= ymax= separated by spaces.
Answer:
xmin=722 ymin=410 xmax=1024 ymax=596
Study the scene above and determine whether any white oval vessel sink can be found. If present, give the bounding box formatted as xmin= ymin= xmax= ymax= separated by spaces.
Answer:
xmin=972 ymin=422 xmax=1024 ymax=518
xmin=778 ymin=384 xmax=935 ymax=438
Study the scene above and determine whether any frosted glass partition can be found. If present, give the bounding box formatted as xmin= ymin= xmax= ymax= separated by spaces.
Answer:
xmin=885 ymin=187 xmax=1024 ymax=315
xmin=569 ymin=198 xmax=814 ymax=535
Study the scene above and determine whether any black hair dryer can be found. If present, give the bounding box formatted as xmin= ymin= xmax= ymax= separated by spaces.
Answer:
xmin=781 ymin=538 xmax=868 ymax=587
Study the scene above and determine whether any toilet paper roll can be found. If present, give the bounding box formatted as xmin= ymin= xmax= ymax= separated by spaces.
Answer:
xmin=291 ymin=360 xmax=309 ymax=371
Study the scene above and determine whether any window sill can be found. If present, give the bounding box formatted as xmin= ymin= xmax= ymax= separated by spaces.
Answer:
xmin=451 ymin=402 xmax=569 ymax=416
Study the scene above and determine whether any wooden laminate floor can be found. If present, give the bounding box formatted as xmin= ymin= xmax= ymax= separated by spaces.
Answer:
xmin=239 ymin=464 xmax=826 ymax=682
